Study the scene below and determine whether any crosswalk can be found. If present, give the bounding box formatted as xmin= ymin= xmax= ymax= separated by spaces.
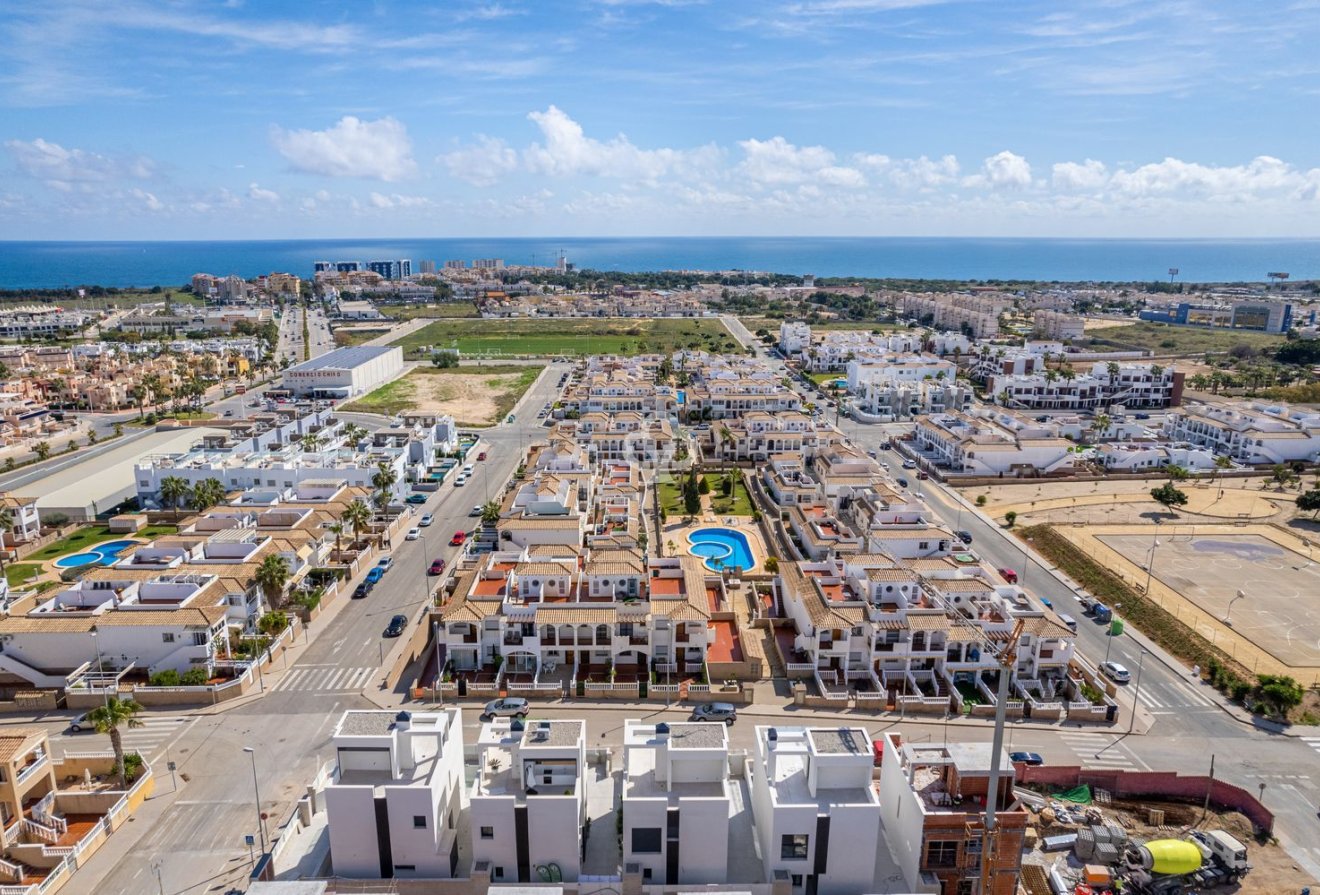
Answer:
xmin=1302 ymin=736 xmax=1320 ymax=758
xmin=1133 ymin=677 xmax=1217 ymax=713
xmin=1056 ymin=731 xmax=1150 ymax=772
xmin=60 ymin=714 xmax=193 ymax=761
xmin=272 ymin=664 xmax=376 ymax=693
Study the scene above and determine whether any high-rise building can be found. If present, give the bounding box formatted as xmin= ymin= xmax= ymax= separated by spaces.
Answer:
xmin=419 ymin=260 xmax=436 ymax=274
xmin=444 ymin=260 xmax=466 ymax=269
xmin=367 ymin=259 xmax=411 ymax=280
xmin=472 ymin=258 xmax=504 ymax=270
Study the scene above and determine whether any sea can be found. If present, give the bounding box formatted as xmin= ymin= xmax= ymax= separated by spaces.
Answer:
xmin=1 ymin=237 xmax=1318 ymax=289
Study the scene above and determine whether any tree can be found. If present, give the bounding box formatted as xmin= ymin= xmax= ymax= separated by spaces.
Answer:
xmin=1298 ymin=489 xmax=1320 ymax=519
xmin=682 ymin=468 xmax=702 ymax=516
xmin=480 ymin=500 xmax=501 ymax=526
xmin=300 ymin=432 xmax=323 ymax=453
xmin=326 ymin=521 xmax=345 ymax=559
xmin=1089 ymin=413 xmax=1111 ymax=442
xmin=159 ymin=476 xmax=191 ymax=521
xmin=33 ymin=441 xmax=50 ymax=462
xmin=88 ymin=697 xmax=144 ymax=788
xmin=371 ymin=461 xmax=398 ymax=510
xmin=1150 ymin=482 xmax=1188 ymax=512
xmin=188 ymin=477 xmax=225 ymax=512
xmin=1165 ymin=464 xmax=1190 ymax=482
xmin=343 ymin=499 xmax=372 ymax=545
xmin=1212 ymin=454 xmax=1232 ymax=481
xmin=1004 ymin=510 xmax=1018 ymax=528
xmin=1256 ymin=674 xmax=1304 ymax=716
xmin=1270 ymin=463 xmax=1294 ymax=490
xmin=341 ymin=423 xmax=366 ymax=447
xmin=255 ymin=553 xmax=291 ymax=608
xmin=697 ymin=476 xmax=711 ymax=495
xmin=763 ymin=555 xmax=779 ymax=574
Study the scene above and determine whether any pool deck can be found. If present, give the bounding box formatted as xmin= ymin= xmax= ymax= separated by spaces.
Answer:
xmin=665 ymin=517 xmax=767 ymax=576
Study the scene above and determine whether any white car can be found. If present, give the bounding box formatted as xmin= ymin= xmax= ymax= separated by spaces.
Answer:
xmin=419 ymin=513 xmax=434 ymax=527
xmin=462 ymin=464 xmax=475 ymax=475
xmin=454 ymin=475 xmax=467 ymax=487
xmin=1100 ymin=661 xmax=1131 ymax=684
xmin=405 ymin=527 xmax=421 ymax=541
xmin=469 ymin=505 xmax=483 ymax=517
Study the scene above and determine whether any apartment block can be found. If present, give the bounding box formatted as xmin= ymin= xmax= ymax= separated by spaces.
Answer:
xmin=1162 ymin=402 xmax=1320 ymax=465
xmin=1031 ymin=310 xmax=1085 ymax=341
xmin=988 ymin=362 xmax=1183 ymax=411
xmin=622 ymin=720 xmax=733 ymax=886
xmin=469 ymin=718 xmax=586 ymax=884
xmin=749 ymin=725 xmax=882 ymax=895
xmin=900 ymin=293 xmax=1007 ymax=339
xmin=913 ymin=411 xmax=1077 ymax=477
xmin=878 ymin=733 xmax=1028 ymax=895
xmin=324 ymin=709 xmax=466 ymax=879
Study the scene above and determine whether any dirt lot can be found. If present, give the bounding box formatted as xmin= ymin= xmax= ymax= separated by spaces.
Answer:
xmin=342 ymin=366 xmax=538 ymax=426
xmin=1025 ymin=796 xmax=1315 ymax=893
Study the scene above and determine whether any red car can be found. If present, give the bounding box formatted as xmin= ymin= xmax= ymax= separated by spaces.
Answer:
xmin=450 ymin=531 xmax=467 ymax=546
xmin=998 ymin=568 xmax=1018 ymax=584
xmin=477 ymin=451 xmax=487 ymax=461
xmin=428 ymin=558 xmax=446 ymax=575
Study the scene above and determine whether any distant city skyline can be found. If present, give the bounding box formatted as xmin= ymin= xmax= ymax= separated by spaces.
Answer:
xmin=2 ymin=0 xmax=1319 ymax=240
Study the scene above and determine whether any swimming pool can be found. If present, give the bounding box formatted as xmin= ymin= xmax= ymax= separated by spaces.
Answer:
xmin=53 ymin=540 xmax=139 ymax=569
xmin=688 ymin=528 xmax=756 ymax=573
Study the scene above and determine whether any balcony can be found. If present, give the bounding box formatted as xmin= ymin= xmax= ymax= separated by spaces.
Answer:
xmin=15 ymin=753 xmax=49 ymax=788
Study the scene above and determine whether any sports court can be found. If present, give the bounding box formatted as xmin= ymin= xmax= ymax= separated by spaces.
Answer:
xmin=1098 ymin=531 xmax=1320 ymax=670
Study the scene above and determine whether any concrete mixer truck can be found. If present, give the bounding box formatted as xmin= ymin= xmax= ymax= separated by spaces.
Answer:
xmin=1121 ymin=833 xmax=1250 ymax=894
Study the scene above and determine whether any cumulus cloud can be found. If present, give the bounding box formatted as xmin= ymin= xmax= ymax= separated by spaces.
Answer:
xmin=247 ymin=183 xmax=280 ymax=202
xmin=523 ymin=105 xmax=718 ymax=181
xmin=130 ymin=188 xmax=164 ymax=211
xmin=964 ymin=150 xmax=1032 ymax=189
xmin=738 ymin=136 xmax=865 ymax=187
xmin=856 ymin=152 xmax=959 ymax=189
xmin=441 ymin=135 xmax=519 ymax=186
xmin=1108 ymin=156 xmax=1300 ymax=199
xmin=271 ymin=116 xmax=415 ymax=181
xmin=368 ymin=192 xmax=429 ymax=209
xmin=1052 ymin=159 xmax=1108 ymax=191
xmin=5 ymin=137 xmax=154 ymax=188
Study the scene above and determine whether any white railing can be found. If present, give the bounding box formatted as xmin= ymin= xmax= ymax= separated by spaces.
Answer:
xmin=0 ymin=856 xmax=23 ymax=883
xmin=29 ymin=793 xmax=55 ymax=829
xmin=15 ymin=754 xmax=48 ymax=785
xmin=785 ymin=662 xmax=815 ymax=673
xmin=687 ymin=683 xmax=712 ymax=694
xmin=35 ymin=859 xmax=71 ymax=894
xmin=20 ymin=819 xmax=59 ymax=845
xmin=650 ymin=683 xmax=680 ymax=694
xmin=583 ymin=681 xmax=637 ymax=692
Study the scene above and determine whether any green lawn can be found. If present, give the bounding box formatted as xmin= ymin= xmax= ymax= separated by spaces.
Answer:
xmin=656 ymin=472 xmax=753 ymax=516
xmin=158 ymin=410 xmax=217 ymax=421
xmin=391 ymin=317 xmax=740 ymax=358
xmin=28 ymin=524 xmax=178 ymax=562
xmin=809 ymin=372 xmax=848 ymax=387
xmin=1084 ymin=322 xmax=1285 ymax=356
xmin=334 ymin=328 xmax=391 ymax=348
xmin=5 ymin=563 xmax=44 ymax=588
xmin=381 ymin=303 xmax=479 ymax=320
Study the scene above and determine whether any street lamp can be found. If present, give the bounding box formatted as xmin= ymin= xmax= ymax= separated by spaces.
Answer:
xmin=1223 ymin=589 xmax=1247 ymax=626
xmin=242 ymin=746 xmax=268 ymax=855
xmin=1103 ymin=604 xmax=1122 ymax=665
xmin=1143 ymin=538 xmax=1161 ymax=595
xmin=90 ymin=630 xmax=109 ymax=709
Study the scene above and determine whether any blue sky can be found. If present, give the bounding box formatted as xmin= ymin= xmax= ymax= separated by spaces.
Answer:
xmin=3 ymin=0 xmax=1319 ymax=239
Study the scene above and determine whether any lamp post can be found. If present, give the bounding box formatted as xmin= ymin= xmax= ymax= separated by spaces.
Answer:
xmin=1126 ymin=650 xmax=1148 ymax=735
xmin=1224 ymin=589 xmax=1247 ymax=626
xmin=1143 ymin=538 xmax=1161 ymax=595
xmin=90 ymin=630 xmax=108 ymax=709
xmin=1103 ymin=604 xmax=1122 ymax=665
xmin=242 ymin=746 xmax=268 ymax=855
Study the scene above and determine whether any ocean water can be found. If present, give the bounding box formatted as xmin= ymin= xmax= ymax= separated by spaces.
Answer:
xmin=1 ymin=237 xmax=1318 ymax=289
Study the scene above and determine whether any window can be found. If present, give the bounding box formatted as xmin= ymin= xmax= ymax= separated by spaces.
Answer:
xmin=413 ymin=815 xmax=427 ymax=829
xmin=394 ymin=864 xmax=415 ymax=872
xmin=480 ymin=826 xmax=494 ymax=839
xmin=781 ymin=834 xmax=809 ymax=860
xmin=191 ymin=632 xmax=207 ymax=646
xmin=631 ymin=828 xmax=662 ymax=854
xmin=161 ymin=633 xmax=176 ymax=643
xmin=925 ymin=840 xmax=960 ymax=868
xmin=791 ymin=874 xmax=804 ymax=888
xmin=956 ymin=881 xmax=975 ymax=895
xmin=494 ymin=867 xmax=504 ymax=879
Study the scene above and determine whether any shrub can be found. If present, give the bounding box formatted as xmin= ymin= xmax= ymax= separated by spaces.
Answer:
xmin=1004 ymin=510 xmax=1017 ymax=527
xmin=149 ymin=669 xmax=181 ymax=686
xmin=180 ymin=667 xmax=209 ymax=686
xmin=697 ymin=477 xmax=710 ymax=495
xmin=976 ymin=495 xmax=987 ymax=507
xmin=114 ymin=752 xmax=145 ymax=784
xmin=257 ymin=611 xmax=289 ymax=636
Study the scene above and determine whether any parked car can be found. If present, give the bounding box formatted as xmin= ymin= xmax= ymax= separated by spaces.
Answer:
xmin=365 ymin=566 xmax=384 ymax=585
xmin=384 ymin=614 xmax=408 ymax=638
xmin=462 ymin=464 xmax=475 ymax=475
xmin=405 ymin=493 xmax=428 ymax=505
xmin=1010 ymin=751 xmax=1045 ymax=766
xmin=1134 ymin=412 xmax=1151 ymax=420
xmin=469 ymin=505 xmax=482 ymax=517
xmin=1035 ymin=415 xmax=1050 ymax=423
xmin=377 ymin=555 xmax=393 ymax=571
xmin=428 ymin=557 xmax=446 ymax=575
xmin=477 ymin=451 xmax=488 ymax=461
xmin=916 ymin=470 xmax=929 ymax=480
xmin=1057 ymin=613 xmax=1078 ymax=632
xmin=997 ymin=568 xmax=1018 ymax=584
xmin=1100 ymin=661 xmax=1131 ymax=683
xmin=480 ymin=697 xmax=530 ymax=721
xmin=405 ymin=527 xmax=421 ymax=541
xmin=419 ymin=513 xmax=434 ymax=527
xmin=450 ymin=531 xmax=467 ymax=546
xmin=353 ymin=582 xmax=370 ymax=599
xmin=68 ymin=713 xmax=93 ymax=733
xmin=954 ymin=530 xmax=973 ymax=545
xmin=689 ymin=703 xmax=737 ymax=725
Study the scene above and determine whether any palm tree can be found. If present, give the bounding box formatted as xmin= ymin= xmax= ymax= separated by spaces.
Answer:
xmin=341 ymin=423 xmax=366 ymax=447
xmin=255 ymin=553 xmax=291 ymax=609
xmin=1089 ymin=413 xmax=1111 ymax=443
xmin=1106 ymin=361 xmax=1120 ymax=382
xmin=371 ymin=461 xmax=398 ymax=510
xmin=300 ymin=432 xmax=323 ymax=453
xmin=326 ymin=521 xmax=345 ymax=559
xmin=188 ymin=477 xmax=225 ymax=512
xmin=159 ymin=475 xmax=192 ymax=521
xmin=33 ymin=441 xmax=51 ymax=462
xmin=480 ymin=500 xmax=501 ymax=526
xmin=1212 ymin=454 xmax=1232 ymax=481
xmin=127 ymin=384 xmax=147 ymax=419
xmin=88 ymin=697 xmax=144 ymax=788
xmin=342 ymin=499 xmax=372 ymax=546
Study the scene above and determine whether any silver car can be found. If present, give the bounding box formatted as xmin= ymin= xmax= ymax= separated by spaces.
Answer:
xmin=480 ymin=697 xmax=530 ymax=721
xmin=689 ymin=702 xmax=737 ymax=725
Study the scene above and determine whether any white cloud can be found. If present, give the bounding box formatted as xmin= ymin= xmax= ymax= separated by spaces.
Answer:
xmin=130 ymin=188 xmax=164 ymax=211
xmin=368 ymin=192 xmax=430 ymax=209
xmin=964 ymin=150 xmax=1032 ymax=189
xmin=856 ymin=152 xmax=959 ymax=189
xmin=4 ymin=137 xmax=154 ymax=186
xmin=441 ymin=136 xmax=519 ymax=186
xmin=738 ymin=136 xmax=864 ymax=187
xmin=247 ymin=183 xmax=280 ymax=202
xmin=1108 ymin=155 xmax=1301 ymax=198
xmin=1052 ymin=159 xmax=1109 ymax=191
xmin=523 ymin=105 xmax=718 ymax=180
xmin=271 ymin=116 xmax=416 ymax=181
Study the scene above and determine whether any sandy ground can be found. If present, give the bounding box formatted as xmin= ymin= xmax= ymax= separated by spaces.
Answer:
xmin=408 ymin=371 xmax=523 ymax=425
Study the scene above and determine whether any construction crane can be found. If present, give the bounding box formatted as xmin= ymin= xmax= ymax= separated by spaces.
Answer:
xmin=979 ymin=616 xmax=1026 ymax=895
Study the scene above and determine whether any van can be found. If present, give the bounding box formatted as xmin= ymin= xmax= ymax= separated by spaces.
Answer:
xmin=1057 ymin=613 xmax=1078 ymax=632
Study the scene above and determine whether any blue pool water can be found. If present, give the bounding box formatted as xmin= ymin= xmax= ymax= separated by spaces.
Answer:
xmin=688 ymin=528 xmax=755 ymax=573
xmin=53 ymin=539 xmax=139 ymax=569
